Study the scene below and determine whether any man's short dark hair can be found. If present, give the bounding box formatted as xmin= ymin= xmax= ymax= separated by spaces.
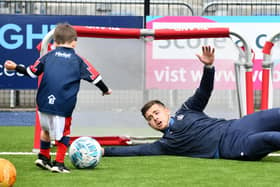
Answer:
xmin=141 ymin=100 xmax=165 ymax=118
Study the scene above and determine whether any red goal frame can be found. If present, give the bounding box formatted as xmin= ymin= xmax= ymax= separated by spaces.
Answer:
xmin=33 ymin=26 xmax=253 ymax=152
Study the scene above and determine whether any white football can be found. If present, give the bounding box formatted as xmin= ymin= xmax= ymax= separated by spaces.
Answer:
xmin=69 ymin=137 xmax=102 ymax=169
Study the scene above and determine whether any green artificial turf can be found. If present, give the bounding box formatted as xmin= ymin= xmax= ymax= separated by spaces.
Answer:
xmin=1 ymin=126 xmax=280 ymax=187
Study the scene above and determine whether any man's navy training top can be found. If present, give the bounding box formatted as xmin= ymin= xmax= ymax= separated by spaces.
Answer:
xmin=105 ymin=66 xmax=235 ymax=158
xmin=28 ymin=47 xmax=101 ymax=117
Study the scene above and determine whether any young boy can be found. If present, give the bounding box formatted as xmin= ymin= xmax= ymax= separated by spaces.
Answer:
xmin=5 ymin=23 xmax=112 ymax=173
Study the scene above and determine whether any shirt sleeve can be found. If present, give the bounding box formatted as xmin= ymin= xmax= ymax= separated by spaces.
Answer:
xmin=183 ymin=66 xmax=215 ymax=112
xmin=27 ymin=58 xmax=44 ymax=78
xmin=80 ymin=57 xmax=101 ymax=83
xmin=104 ymin=141 xmax=167 ymax=156
xmin=15 ymin=57 xmax=44 ymax=78
xmin=95 ymin=79 xmax=109 ymax=93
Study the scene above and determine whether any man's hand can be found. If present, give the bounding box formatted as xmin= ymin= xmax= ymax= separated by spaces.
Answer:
xmin=4 ymin=60 xmax=17 ymax=70
xmin=196 ymin=46 xmax=215 ymax=66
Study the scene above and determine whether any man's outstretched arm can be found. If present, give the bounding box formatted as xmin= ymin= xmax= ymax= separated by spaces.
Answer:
xmin=183 ymin=46 xmax=216 ymax=112
xmin=184 ymin=66 xmax=215 ymax=112
xmin=103 ymin=141 xmax=167 ymax=156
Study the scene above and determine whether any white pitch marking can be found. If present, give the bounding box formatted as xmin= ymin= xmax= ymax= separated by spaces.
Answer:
xmin=0 ymin=152 xmax=62 ymax=155
xmin=0 ymin=152 xmax=279 ymax=156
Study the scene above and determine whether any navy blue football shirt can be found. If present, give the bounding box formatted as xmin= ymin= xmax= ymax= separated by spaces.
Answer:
xmin=28 ymin=46 xmax=101 ymax=117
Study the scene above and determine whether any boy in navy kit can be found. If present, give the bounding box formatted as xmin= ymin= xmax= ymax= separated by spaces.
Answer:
xmin=103 ymin=46 xmax=280 ymax=161
xmin=5 ymin=23 xmax=112 ymax=173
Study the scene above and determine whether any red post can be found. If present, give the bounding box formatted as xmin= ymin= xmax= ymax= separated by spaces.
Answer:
xmin=245 ymin=71 xmax=254 ymax=114
xmin=261 ymin=69 xmax=270 ymax=110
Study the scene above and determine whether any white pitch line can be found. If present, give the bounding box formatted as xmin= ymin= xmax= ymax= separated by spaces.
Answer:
xmin=268 ymin=153 xmax=280 ymax=157
xmin=0 ymin=152 xmax=60 ymax=155
xmin=0 ymin=152 xmax=280 ymax=157
xmin=0 ymin=152 xmax=36 ymax=155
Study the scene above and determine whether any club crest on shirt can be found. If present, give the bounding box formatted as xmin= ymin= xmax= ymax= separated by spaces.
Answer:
xmin=48 ymin=94 xmax=56 ymax=104
xmin=176 ymin=114 xmax=184 ymax=120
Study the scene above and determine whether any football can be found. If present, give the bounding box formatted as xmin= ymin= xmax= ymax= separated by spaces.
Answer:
xmin=69 ymin=137 xmax=102 ymax=169
xmin=0 ymin=158 xmax=16 ymax=187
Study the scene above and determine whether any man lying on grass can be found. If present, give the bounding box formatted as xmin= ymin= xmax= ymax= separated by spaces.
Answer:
xmin=102 ymin=45 xmax=280 ymax=161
